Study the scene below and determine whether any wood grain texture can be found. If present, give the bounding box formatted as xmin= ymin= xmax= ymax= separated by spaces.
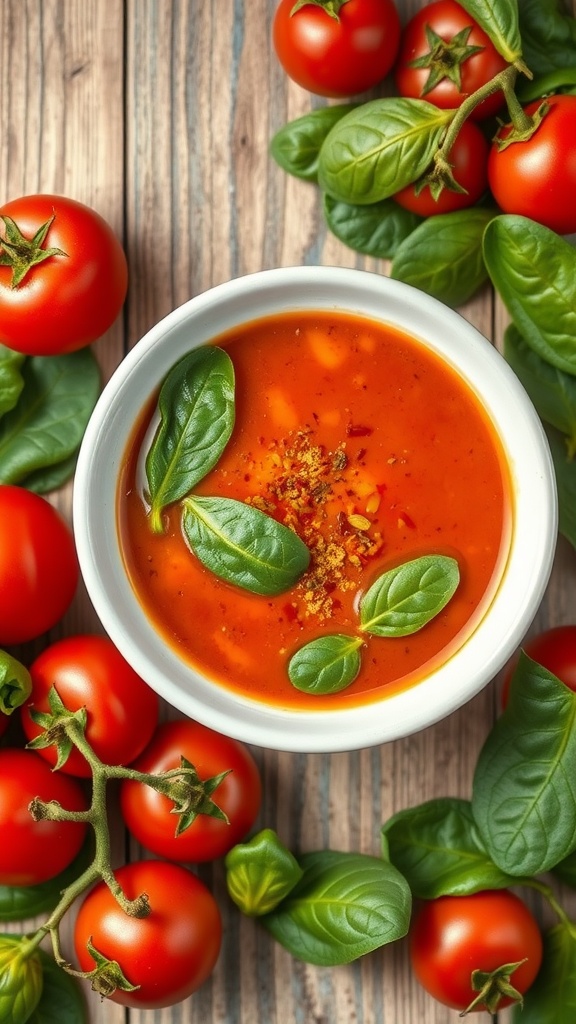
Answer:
xmin=1 ymin=1 xmax=575 ymax=1022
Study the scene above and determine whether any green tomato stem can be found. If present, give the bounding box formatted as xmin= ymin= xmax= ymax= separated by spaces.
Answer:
xmin=523 ymin=877 xmax=576 ymax=939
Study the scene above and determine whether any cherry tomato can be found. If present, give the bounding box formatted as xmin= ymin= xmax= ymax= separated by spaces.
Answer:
xmin=487 ymin=95 xmax=576 ymax=235
xmin=0 ymin=747 xmax=88 ymax=885
xmin=410 ymin=891 xmax=543 ymax=1013
xmin=21 ymin=634 xmax=159 ymax=777
xmin=272 ymin=0 xmax=401 ymax=98
xmin=502 ymin=625 xmax=576 ymax=706
xmin=120 ymin=719 xmax=261 ymax=863
xmin=74 ymin=860 xmax=222 ymax=1008
xmin=395 ymin=0 xmax=508 ymax=120
xmin=0 ymin=193 xmax=128 ymax=356
xmin=0 ymin=485 xmax=78 ymax=646
xmin=393 ymin=118 xmax=488 ymax=215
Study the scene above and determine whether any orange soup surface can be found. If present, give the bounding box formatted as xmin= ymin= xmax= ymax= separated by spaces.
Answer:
xmin=118 ymin=311 xmax=512 ymax=709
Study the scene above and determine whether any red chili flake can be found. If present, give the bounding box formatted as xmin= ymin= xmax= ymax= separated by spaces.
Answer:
xmin=346 ymin=423 xmax=373 ymax=437
xmin=377 ymin=482 xmax=387 ymax=494
xmin=356 ymin=447 xmax=367 ymax=462
xmin=398 ymin=511 xmax=416 ymax=529
xmin=282 ymin=602 xmax=299 ymax=623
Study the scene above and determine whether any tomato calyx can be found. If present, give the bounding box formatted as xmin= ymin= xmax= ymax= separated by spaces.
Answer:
xmin=461 ymin=958 xmax=528 ymax=1017
xmin=0 ymin=213 xmax=67 ymax=288
xmin=290 ymin=0 xmax=351 ymax=20
xmin=408 ymin=24 xmax=484 ymax=96
xmin=492 ymin=99 xmax=549 ymax=152
xmin=79 ymin=938 xmax=139 ymax=999
xmin=145 ymin=755 xmax=231 ymax=835
xmin=27 ymin=686 xmax=88 ymax=772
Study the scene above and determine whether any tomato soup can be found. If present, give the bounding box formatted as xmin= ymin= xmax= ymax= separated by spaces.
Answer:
xmin=117 ymin=311 xmax=512 ymax=709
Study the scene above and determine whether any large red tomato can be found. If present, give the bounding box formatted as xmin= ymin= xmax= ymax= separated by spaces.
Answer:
xmin=0 ymin=747 xmax=88 ymax=885
xmin=273 ymin=0 xmax=401 ymax=98
xmin=488 ymin=94 xmax=576 ymax=235
xmin=0 ymin=193 xmax=128 ymax=355
xmin=120 ymin=719 xmax=261 ymax=862
xmin=0 ymin=485 xmax=78 ymax=645
xmin=73 ymin=860 xmax=222 ymax=1008
xmin=410 ymin=891 xmax=543 ymax=1013
xmin=395 ymin=0 xmax=508 ymax=120
xmin=21 ymin=634 xmax=159 ymax=777
xmin=393 ymin=118 xmax=488 ymax=215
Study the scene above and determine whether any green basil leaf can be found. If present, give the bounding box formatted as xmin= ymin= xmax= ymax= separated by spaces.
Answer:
xmin=483 ymin=215 xmax=576 ymax=375
xmin=457 ymin=0 xmax=523 ymax=63
xmin=261 ymin=850 xmax=411 ymax=966
xmin=359 ymin=554 xmax=460 ymax=638
xmin=552 ymin=847 xmax=576 ymax=888
xmin=504 ymin=323 xmax=576 ymax=445
xmin=146 ymin=347 xmax=235 ymax=532
xmin=270 ymin=105 xmax=357 ymax=182
xmin=472 ymin=652 xmax=576 ymax=876
xmin=318 ymin=98 xmax=453 ymax=205
xmin=19 ymin=452 xmax=78 ymax=494
xmin=0 ymin=838 xmax=92 ymax=922
xmin=0 ymin=345 xmax=25 ymax=417
xmin=181 ymin=494 xmax=310 ymax=596
xmin=0 ymin=935 xmax=43 ymax=1024
xmin=28 ymin=949 xmax=88 ymax=1024
xmin=511 ymin=924 xmax=576 ymax=1024
xmin=517 ymin=67 xmax=576 ymax=103
xmin=323 ymin=193 xmax=421 ymax=259
xmin=225 ymin=828 xmax=304 ymax=916
xmin=391 ymin=206 xmax=493 ymax=308
xmin=518 ymin=0 xmax=576 ymax=76
xmin=0 ymin=348 xmax=101 ymax=486
xmin=382 ymin=797 xmax=520 ymax=899
xmin=545 ymin=426 xmax=576 ymax=550
xmin=288 ymin=634 xmax=363 ymax=695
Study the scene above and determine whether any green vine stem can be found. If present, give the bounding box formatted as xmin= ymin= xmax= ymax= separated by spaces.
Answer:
xmin=524 ymin=877 xmax=576 ymax=941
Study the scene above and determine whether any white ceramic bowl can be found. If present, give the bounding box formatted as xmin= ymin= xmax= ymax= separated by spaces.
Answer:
xmin=73 ymin=267 xmax=557 ymax=752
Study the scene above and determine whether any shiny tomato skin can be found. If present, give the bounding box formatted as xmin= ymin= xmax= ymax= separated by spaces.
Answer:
xmin=0 ymin=193 xmax=128 ymax=355
xmin=395 ymin=0 xmax=508 ymax=120
xmin=273 ymin=0 xmax=401 ymax=98
xmin=502 ymin=625 xmax=576 ymax=706
xmin=394 ymin=118 xmax=488 ymax=215
xmin=21 ymin=635 xmax=159 ymax=777
xmin=487 ymin=95 xmax=576 ymax=235
xmin=120 ymin=719 xmax=262 ymax=862
xmin=74 ymin=860 xmax=222 ymax=1008
xmin=0 ymin=747 xmax=88 ymax=885
xmin=0 ymin=485 xmax=78 ymax=645
xmin=410 ymin=891 xmax=543 ymax=1012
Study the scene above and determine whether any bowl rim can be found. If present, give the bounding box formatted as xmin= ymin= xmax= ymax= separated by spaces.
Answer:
xmin=73 ymin=266 xmax=558 ymax=752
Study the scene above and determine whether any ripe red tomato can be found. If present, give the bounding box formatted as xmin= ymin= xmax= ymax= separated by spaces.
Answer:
xmin=0 ymin=485 xmax=78 ymax=645
xmin=410 ymin=891 xmax=543 ymax=1013
xmin=395 ymin=0 xmax=508 ymax=120
xmin=487 ymin=94 xmax=576 ymax=235
xmin=272 ymin=0 xmax=401 ymax=98
xmin=74 ymin=860 xmax=222 ymax=1008
xmin=501 ymin=625 xmax=576 ymax=706
xmin=0 ymin=193 xmax=128 ymax=356
xmin=21 ymin=634 xmax=159 ymax=777
xmin=393 ymin=118 xmax=488 ymax=215
xmin=0 ymin=747 xmax=87 ymax=885
xmin=120 ymin=719 xmax=261 ymax=862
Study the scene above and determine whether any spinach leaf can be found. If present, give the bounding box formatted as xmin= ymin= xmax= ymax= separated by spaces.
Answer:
xmin=28 ymin=949 xmax=87 ymax=1024
xmin=181 ymin=495 xmax=310 ymax=596
xmin=323 ymin=193 xmax=421 ymax=259
xmin=472 ymin=652 xmax=576 ymax=876
xmin=504 ymin=323 xmax=576 ymax=447
xmin=518 ymin=0 xmax=576 ymax=77
xmin=261 ymin=850 xmax=411 ymax=966
xmin=381 ymin=797 xmax=520 ymax=899
xmin=545 ymin=425 xmax=576 ymax=550
xmin=146 ymin=347 xmax=235 ymax=533
xmin=0 ymin=345 xmax=25 ymax=417
xmin=288 ymin=634 xmax=363 ymax=695
xmin=0 ymin=839 xmax=92 ymax=922
xmin=512 ymin=924 xmax=576 ymax=1024
xmin=359 ymin=554 xmax=460 ymax=637
xmin=270 ymin=105 xmax=357 ymax=182
xmin=318 ymin=98 xmax=453 ymax=205
xmin=0 ymin=348 xmax=100 ymax=487
xmin=483 ymin=215 xmax=576 ymax=376
xmin=458 ymin=0 xmax=523 ymax=63
xmin=391 ymin=206 xmax=493 ymax=308
xmin=552 ymin=847 xmax=576 ymax=888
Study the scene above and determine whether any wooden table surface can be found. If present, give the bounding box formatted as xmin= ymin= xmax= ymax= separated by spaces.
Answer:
xmin=2 ymin=2 xmax=575 ymax=1022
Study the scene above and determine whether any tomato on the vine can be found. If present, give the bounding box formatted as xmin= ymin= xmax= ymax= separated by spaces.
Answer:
xmin=502 ymin=625 xmax=576 ymax=706
xmin=393 ymin=118 xmax=488 ymax=216
xmin=0 ymin=485 xmax=78 ymax=646
xmin=74 ymin=860 xmax=222 ymax=1008
xmin=0 ymin=193 xmax=128 ymax=356
xmin=21 ymin=634 xmax=159 ymax=777
xmin=272 ymin=0 xmax=401 ymax=99
xmin=487 ymin=94 xmax=576 ymax=235
xmin=394 ymin=0 xmax=508 ymax=120
xmin=410 ymin=891 xmax=543 ymax=1014
xmin=120 ymin=719 xmax=262 ymax=862
xmin=0 ymin=748 xmax=88 ymax=886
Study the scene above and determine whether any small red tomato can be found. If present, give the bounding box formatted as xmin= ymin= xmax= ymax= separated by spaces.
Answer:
xmin=394 ymin=118 xmax=488 ymax=216
xmin=502 ymin=625 xmax=576 ymax=706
